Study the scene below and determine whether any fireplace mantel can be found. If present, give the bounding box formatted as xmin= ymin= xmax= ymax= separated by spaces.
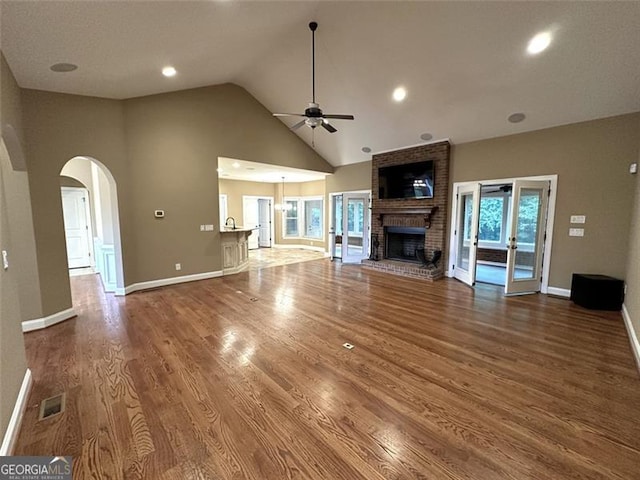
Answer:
xmin=377 ymin=206 xmax=439 ymax=229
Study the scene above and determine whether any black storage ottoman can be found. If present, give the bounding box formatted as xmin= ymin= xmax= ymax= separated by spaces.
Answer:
xmin=570 ymin=274 xmax=624 ymax=311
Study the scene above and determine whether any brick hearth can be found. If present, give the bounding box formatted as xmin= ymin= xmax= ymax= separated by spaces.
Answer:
xmin=363 ymin=140 xmax=450 ymax=281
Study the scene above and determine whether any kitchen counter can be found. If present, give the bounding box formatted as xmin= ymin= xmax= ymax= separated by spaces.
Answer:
xmin=220 ymin=227 xmax=253 ymax=274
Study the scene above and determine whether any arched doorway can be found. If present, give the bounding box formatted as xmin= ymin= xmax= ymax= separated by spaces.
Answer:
xmin=59 ymin=156 xmax=125 ymax=294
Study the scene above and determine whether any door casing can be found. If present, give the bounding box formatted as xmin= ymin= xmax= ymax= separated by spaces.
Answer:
xmin=448 ymin=174 xmax=558 ymax=294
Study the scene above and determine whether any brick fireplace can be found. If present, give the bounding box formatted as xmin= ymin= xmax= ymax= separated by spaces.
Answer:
xmin=363 ymin=140 xmax=450 ymax=280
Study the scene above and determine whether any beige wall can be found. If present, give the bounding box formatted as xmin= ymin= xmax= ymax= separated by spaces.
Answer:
xmin=219 ymin=178 xmax=329 ymax=250
xmin=22 ymin=89 xmax=132 ymax=314
xmin=452 ymin=113 xmax=640 ymax=289
xmin=0 ymin=55 xmax=29 ymax=446
xmin=1 ymin=56 xmax=42 ymax=323
xmin=624 ymin=140 xmax=640 ymax=367
xmin=123 ymin=84 xmax=331 ymax=282
xmin=219 ymin=179 xmax=276 ymax=226
xmin=326 ymin=161 xmax=372 ymax=194
xmin=20 ymin=82 xmax=332 ymax=311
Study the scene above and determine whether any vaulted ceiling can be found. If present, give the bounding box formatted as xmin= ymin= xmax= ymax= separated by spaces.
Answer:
xmin=2 ymin=1 xmax=639 ymax=167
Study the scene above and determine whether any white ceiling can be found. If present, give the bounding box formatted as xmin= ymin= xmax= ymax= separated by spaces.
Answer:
xmin=218 ymin=157 xmax=329 ymax=183
xmin=2 ymin=1 xmax=639 ymax=168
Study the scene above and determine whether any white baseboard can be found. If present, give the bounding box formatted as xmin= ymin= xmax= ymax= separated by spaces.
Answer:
xmin=118 ymin=270 xmax=223 ymax=295
xmin=622 ymin=304 xmax=640 ymax=373
xmin=22 ymin=307 xmax=77 ymax=333
xmin=272 ymin=244 xmax=326 ymax=253
xmin=223 ymin=264 xmax=249 ymax=276
xmin=547 ymin=286 xmax=571 ymax=298
xmin=0 ymin=369 xmax=32 ymax=456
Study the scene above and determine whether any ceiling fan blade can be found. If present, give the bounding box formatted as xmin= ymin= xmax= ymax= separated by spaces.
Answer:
xmin=290 ymin=119 xmax=307 ymax=131
xmin=321 ymin=122 xmax=337 ymax=133
xmin=322 ymin=114 xmax=355 ymax=120
xmin=273 ymin=113 xmax=306 ymax=117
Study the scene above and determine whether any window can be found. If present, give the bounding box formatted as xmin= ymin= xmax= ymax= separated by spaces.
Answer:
xmin=478 ymin=196 xmax=504 ymax=242
xmin=347 ymin=200 xmax=364 ymax=235
xmin=283 ymin=196 xmax=324 ymax=240
xmin=284 ymin=200 xmax=298 ymax=237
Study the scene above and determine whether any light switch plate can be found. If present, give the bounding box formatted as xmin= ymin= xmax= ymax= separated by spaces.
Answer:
xmin=569 ymin=228 xmax=584 ymax=237
xmin=570 ymin=215 xmax=586 ymax=224
xmin=2 ymin=250 xmax=8 ymax=270
xmin=200 ymin=225 xmax=205 ymax=231
xmin=205 ymin=224 xmax=214 ymax=231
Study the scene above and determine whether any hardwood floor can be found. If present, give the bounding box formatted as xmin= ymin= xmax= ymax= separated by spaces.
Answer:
xmin=16 ymin=259 xmax=640 ymax=479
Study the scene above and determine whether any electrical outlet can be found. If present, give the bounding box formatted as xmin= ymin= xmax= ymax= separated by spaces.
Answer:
xmin=569 ymin=228 xmax=584 ymax=237
xmin=570 ymin=215 xmax=586 ymax=224
xmin=175 ymin=263 xmax=181 ymax=271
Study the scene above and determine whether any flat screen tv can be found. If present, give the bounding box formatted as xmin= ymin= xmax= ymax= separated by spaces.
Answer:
xmin=378 ymin=160 xmax=434 ymax=199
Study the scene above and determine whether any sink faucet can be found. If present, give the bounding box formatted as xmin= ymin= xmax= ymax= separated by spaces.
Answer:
xmin=225 ymin=217 xmax=236 ymax=229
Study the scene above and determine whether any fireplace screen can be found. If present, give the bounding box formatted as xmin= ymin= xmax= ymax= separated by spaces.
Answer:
xmin=385 ymin=226 xmax=425 ymax=263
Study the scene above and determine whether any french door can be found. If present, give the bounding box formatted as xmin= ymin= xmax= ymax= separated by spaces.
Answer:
xmin=505 ymin=180 xmax=549 ymax=295
xmin=342 ymin=193 xmax=369 ymax=264
xmin=453 ymin=183 xmax=480 ymax=286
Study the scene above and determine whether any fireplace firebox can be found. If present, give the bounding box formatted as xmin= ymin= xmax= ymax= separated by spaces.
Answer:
xmin=384 ymin=227 xmax=425 ymax=263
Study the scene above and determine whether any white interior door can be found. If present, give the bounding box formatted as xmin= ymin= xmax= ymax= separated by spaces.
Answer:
xmin=505 ymin=180 xmax=549 ymax=295
xmin=258 ymin=199 xmax=271 ymax=247
xmin=61 ymin=187 xmax=93 ymax=269
xmin=342 ymin=193 xmax=369 ymax=263
xmin=453 ymin=183 xmax=481 ymax=286
xmin=242 ymin=197 xmax=259 ymax=250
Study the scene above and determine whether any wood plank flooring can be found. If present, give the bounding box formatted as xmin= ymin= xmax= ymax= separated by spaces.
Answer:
xmin=15 ymin=259 xmax=640 ymax=479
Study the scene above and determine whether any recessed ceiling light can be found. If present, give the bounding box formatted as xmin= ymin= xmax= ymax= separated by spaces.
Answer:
xmin=50 ymin=63 xmax=78 ymax=73
xmin=392 ymin=87 xmax=407 ymax=102
xmin=527 ymin=32 xmax=552 ymax=55
xmin=162 ymin=66 xmax=177 ymax=77
xmin=420 ymin=133 xmax=433 ymax=141
xmin=508 ymin=112 xmax=526 ymax=123
xmin=361 ymin=147 xmax=372 ymax=153
xmin=232 ymin=162 xmax=240 ymax=169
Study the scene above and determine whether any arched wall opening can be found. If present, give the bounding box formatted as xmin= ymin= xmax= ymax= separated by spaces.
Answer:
xmin=59 ymin=156 xmax=125 ymax=294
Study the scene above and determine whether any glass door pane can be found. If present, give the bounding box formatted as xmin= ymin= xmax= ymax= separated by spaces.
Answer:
xmin=505 ymin=180 xmax=549 ymax=295
xmin=453 ymin=183 xmax=480 ymax=286
xmin=343 ymin=193 xmax=369 ymax=263
xmin=331 ymin=194 xmax=343 ymax=259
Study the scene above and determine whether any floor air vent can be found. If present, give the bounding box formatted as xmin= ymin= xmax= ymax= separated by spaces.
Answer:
xmin=39 ymin=393 xmax=66 ymax=420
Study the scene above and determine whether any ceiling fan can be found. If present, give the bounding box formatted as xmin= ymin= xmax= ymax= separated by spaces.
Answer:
xmin=483 ymin=184 xmax=513 ymax=194
xmin=273 ymin=22 xmax=354 ymax=134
